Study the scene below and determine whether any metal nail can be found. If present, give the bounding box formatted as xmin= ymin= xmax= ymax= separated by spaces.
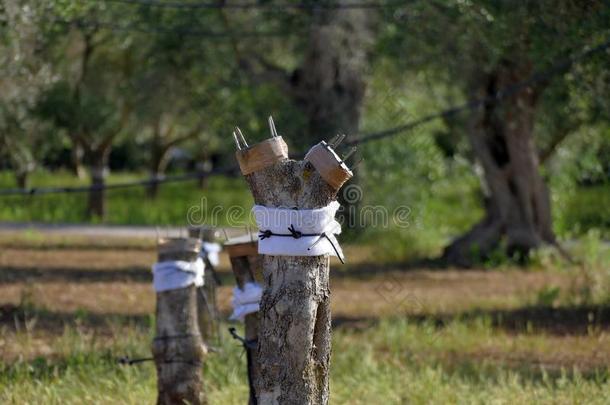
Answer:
xmin=235 ymin=126 xmax=248 ymax=147
xmin=268 ymin=116 xmax=278 ymax=137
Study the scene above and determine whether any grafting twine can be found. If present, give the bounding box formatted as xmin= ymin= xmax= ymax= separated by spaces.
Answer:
xmin=252 ymin=201 xmax=345 ymax=263
xmin=257 ymin=227 xmax=344 ymax=263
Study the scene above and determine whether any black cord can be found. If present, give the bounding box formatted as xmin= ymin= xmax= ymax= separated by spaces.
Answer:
xmin=153 ymin=333 xmax=202 ymax=341
xmin=96 ymin=0 xmax=413 ymax=10
xmin=118 ymin=356 xmax=154 ymax=365
xmin=258 ymin=225 xmax=345 ymax=264
xmin=228 ymin=327 xmax=258 ymax=404
xmin=228 ymin=327 xmax=258 ymax=350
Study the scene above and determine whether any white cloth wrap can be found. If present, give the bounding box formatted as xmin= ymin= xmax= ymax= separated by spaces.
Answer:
xmin=252 ymin=201 xmax=343 ymax=259
xmin=200 ymin=242 xmax=222 ymax=267
xmin=230 ymin=282 xmax=263 ymax=321
xmin=152 ymin=258 xmax=205 ymax=292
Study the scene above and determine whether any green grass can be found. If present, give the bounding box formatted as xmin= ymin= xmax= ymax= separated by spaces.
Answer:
xmin=0 ymin=171 xmax=608 ymax=262
xmin=0 ymin=170 xmax=253 ymax=226
xmin=1 ymin=319 xmax=608 ymax=404
xmin=559 ymin=185 xmax=610 ymax=239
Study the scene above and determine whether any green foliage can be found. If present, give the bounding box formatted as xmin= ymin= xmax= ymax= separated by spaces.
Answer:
xmin=536 ymin=286 xmax=561 ymax=308
xmin=0 ymin=0 xmax=609 ymax=261
xmin=575 ymin=229 xmax=610 ymax=305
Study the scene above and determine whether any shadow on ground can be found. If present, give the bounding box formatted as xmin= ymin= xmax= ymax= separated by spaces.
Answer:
xmin=4 ymin=300 xmax=609 ymax=337
xmin=0 ymin=266 xmax=237 ymax=285
xmin=0 ymin=304 xmax=152 ymax=334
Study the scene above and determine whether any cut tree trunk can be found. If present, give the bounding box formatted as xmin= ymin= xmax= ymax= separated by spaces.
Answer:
xmin=443 ymin=60 xmax=555 ymax=266
xmin=242 ymin=160 xmax=337 ymax=405
xmin=152 ymin=238 xmax=206 ymax=405
xmin=228 ymin=247 xmax=262 ymax=405
xmin=188 ymin=227 xmax=220 ymax=345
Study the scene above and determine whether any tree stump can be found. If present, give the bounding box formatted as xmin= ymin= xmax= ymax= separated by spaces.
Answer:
xmin=235 ymin=124 xmax=352 ymax=404
xmin=152 ymin=237 xmax=206 ymax=405
xmin=189 ymin=226 xmax=221 ymax=345
xmin=225 ymin=235 xmax=263 ymax=405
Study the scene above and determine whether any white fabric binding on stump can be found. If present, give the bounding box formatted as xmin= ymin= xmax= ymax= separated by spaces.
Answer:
xmin=152 ymin=258 xmax=205 ymax=292
xmin=230 ymin=282 xmax=263 ymax=321
xmin=252 ymin=201 xmax=344 ymax=260
xmin=200 ymin=242 xmax=222 ymax=267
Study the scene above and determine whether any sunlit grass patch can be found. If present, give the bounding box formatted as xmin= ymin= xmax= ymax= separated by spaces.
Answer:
xmin=2 ymin=318 xmax=609 ymax=404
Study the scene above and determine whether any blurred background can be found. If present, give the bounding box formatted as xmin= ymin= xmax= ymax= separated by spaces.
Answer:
xmin=0 ymin=0 xmax=609 ymax=261
xmin=1 ymin=1 xmax=610 ymax=403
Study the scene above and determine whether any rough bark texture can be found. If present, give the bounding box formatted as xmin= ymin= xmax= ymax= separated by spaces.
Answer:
xmin=71 ymin=141 xmax=86 ymax=179
xmin=443 ymin=60 xmax=555 ymax=266
xmin=291 ymin=6 xmax=370 ymax=145
xmin=152 ymin=247 xmax=206 ymax=405
xmin=189 ymin=228 xmax=220 ymax=345
xmin=15 ymin=170 xmax=30 ymax=189
xmin=229 ymin=254 xmax=262 ymax=405
xmin=86 ymin=147 xmax=110 ymax=219
xmin=243 ymin=160 xmax=337 ymax=405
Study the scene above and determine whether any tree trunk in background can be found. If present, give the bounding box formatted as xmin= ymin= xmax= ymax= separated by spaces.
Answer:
xmin=243 ymin=161 xmax=337 ymax=404
xmin=195 ymin=155 xmax=212 ymax=189
xmin=86 ymin=147 xmax=110 ymax=219
xmin=443 ymin=60 xmax=555 ymax=266
xmin=288 ymin=6 xmax=370 ymax=228
xmin=15 ymin=170 xmax=29 ymax=189
xmin=148 ymin=144 xmax=172 ymax=199
xmin=290 ymin=5 xmax=371 ymax=146
xmin=71 ymin=141 xmax=86 ymax=179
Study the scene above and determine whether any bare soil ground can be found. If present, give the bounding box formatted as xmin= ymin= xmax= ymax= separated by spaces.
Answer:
xmin=1 ymin=234 xmax=609 ymax=374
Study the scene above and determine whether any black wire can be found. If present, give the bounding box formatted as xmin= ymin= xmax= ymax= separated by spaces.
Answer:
xmin=259 ymin=226 xmax=345 ymax=263
xmin=96 ymin=0 xmax=413 ymax=10
xmin=0 ymin=37 xmax=607 ymax=198
xmin=53 ymin=18 xmax=293 ymax=38
xmin=0 ymin=166 xmax=236 ymax=196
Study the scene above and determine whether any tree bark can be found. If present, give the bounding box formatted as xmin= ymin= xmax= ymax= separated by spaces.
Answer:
xmin=443 ymin=60 xmax=555 ymax=266
xmin=229 ymin=252 xmax=262 ymax=405
xmin=196 ymin=158 xmax=212 ymax=189
xmin=86 ymin=147 xmax=110 ymax=219
xmin=147 ymin=124 xmax=172 ymax=199
xmin=147 ymin=147 xmax=171 ymax=199
xmin=188 ymin=227 xmax=220 ymax=346
xmin=290 ymin=6 xmax=370 ymax=146
xmin=15 ymin=169 xmax=30 ymax=189
xmin=71 ymin=141 xmax=86 ymax=179
xmin=152 ymin=240 xmax=206 ymax=405
xmin=242 ymin=160 xmax=337 ymax=405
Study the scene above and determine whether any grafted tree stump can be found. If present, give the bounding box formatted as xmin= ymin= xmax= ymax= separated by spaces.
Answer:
xmin=240 ymin=158 xmax=343 ymax=404
xmin=189 ymin=226 xmax=220 ymax=345
xmin=226 ymin=236 xmax=263 ymax=405
xmin=152 ymin=237 xmax=206 ymax=405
